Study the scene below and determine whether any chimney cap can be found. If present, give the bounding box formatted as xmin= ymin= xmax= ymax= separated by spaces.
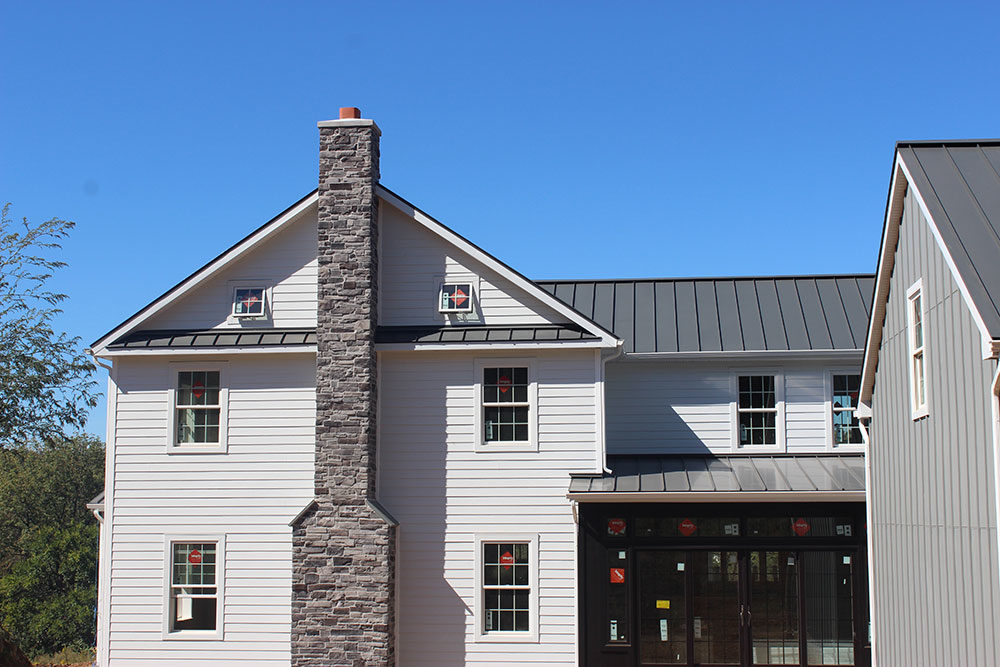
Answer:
xmin=340 ymin=107 xmax=362 ymax=119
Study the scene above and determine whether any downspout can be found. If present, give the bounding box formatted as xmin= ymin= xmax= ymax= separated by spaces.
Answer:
xmin=991 ymin=358 xmax=1000 ymax=596
xmin=598 ymin=342 xmax=624 ymax=474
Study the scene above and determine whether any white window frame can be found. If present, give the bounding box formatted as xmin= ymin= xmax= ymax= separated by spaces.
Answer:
xmin=474 ymin=358 xmax=538 ymax=453
xmin=166 ymin=363 xmax=229 ymax=454
xmin=907 ymin=279 xmax=929 ymax=420
xmin=825 ymin=370 xmax=864 ymax=451
xmin=162 ymin=534 xmax=225 ymax=641
xmin=473 ymin=533 xmax=540 ymax=643
xmin=730 ymin=370 xmax=785 ymax=452
xmin=433 ymin=274 xmax=481 ymax=324
xmin=226 ymin=280 xmax=272 ymax=325
xmin=438 ymin=281 xmax=475 ymax=313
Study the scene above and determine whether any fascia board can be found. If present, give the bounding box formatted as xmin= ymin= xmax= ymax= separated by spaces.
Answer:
xmin=567 ymin=491 xmax=866 ymax=503
xmin=90 ymin=191 xmax=318 ymax=354
xmin=376 ymin=185 xmax=621 ymax=348
xmin=623 ymin=350 xmax=863 ymax=362
xmin=375 ymin=340 xmax=606 ymax=352
xmin=98 ymin=346 xmax=317 ymax=358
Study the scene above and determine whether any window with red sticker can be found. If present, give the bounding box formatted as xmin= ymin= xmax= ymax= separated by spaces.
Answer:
xmin=483 ymin=367 xmax=529 ymax=443
xmin=482 ymin=542 xmax=531 ymax=633
xmin=175 ymin=371 xmax=221 ymax=445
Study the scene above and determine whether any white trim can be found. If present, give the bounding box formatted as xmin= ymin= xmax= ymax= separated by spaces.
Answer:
xmin=96 ymin=368 xmax=117 ymax=667
xmin=376 ymin=340 xmax=605 ymax=352
xmin=906 ymin=279 xmax=929 ymax=420
xmin=473 ymin=533 xmax=540 ymax=643
xmin=100 ymin=346 xmax=316 ymax=358
xmin=91 ymin=193 xmax=317 ymax=354
xmin=567 ymin=491 xmax=866 ymax=503
xmin=162 ymin=534 xmax=226 ymax=641
xmin=826 ymin=370 xmax=865 ymax=452
xmin=474 ymin=358 xmax=538 ymax=453
xmin=438 ymin=281 xmax=476 ymax=313
xmin=991 ymin=363 xmax=1000 ymax=598
xmin=377 ymin=186 xmax=620 ymax=348
xmin=227 ymin=281 xmax=272 ymax=324
xmin=166 ymin=363 xmax=229 ymax=454
xmin=730 ymin=370 xmax=786 ymax=452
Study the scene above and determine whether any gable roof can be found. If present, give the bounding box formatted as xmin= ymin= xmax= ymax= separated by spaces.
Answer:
xmin=860 ymin=140 xmax=1000 ymax=403
xmin=897 ymin=141 xmax=1000 ymax=337
xmin=92 ymin=186 xmax=621 ymax=354
xmin=537 ymin=275 xmax=875 ymax=354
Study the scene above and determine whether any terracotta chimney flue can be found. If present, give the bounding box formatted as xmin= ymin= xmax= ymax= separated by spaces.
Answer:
xmin=339 ymin=107 xmax=362 ymax=120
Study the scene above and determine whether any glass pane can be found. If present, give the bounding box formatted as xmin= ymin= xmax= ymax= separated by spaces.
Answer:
xmin=607 ymin=549 xmax=629 ymax=642
xmin=739 ymin=375 xmax=776 ymax=409
xmin=636 ymin=516 xmax=740 ymax=538
xmin=804 ymin=551 xmax=855 ymax=665
xmin=484 ymin=405 xmax=529 ymax=442
xmin=638 ymin=550 xmax=687 ymax=664
xmin=747 ymin=517 xmax=855 ymax=538
xmin=234 ymin=287 xmax=265 ymax=315
xmin=177 ymin=371 xmax=220 ymax=406
xmin=750 ymin=551 xmax=799 ymax=665
xmin=740 ymin=411 xmax=776 ymax=446
xmin=692 ymin=551 xmax=740 ymax=665
xmin=172 ymin=543 xmax=217 ymax=585
xmin=170 ymin=592 xmax=216 ymax=631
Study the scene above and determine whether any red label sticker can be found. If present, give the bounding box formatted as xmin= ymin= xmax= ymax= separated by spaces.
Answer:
xmin=188 ymin=549 xmax=203 ymax=564
xmin=792 ymin=518 xmax=811 ymax=536
xmin=498 ymin=375 xmax=511 ymax=394
xmin=242 ymin=294 xmax=259 ymax=309
xmin=192 ymin=380 xmax=205 ymax=399
xmin=610 ymin=567 xmax=625 ymax=584
xmin=500 ymin=551 xmax=514 ymax=570
xmin=453 ymin=287 xmax=468 ymax=307
xmin=607 ymin=518 xmax=627 ymax=536
xmin=679 ymin=518 xmax=697 ymax=537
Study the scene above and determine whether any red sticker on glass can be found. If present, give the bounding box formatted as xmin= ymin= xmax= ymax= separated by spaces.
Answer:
xmin=453 ymin=287 xmax=468 ymax=307
xmin=607 ymin=518 xmax=626 ymax=536
xmin=610 ymin=567 xmax=625 ymax=584
xmin=792 ymin=518 xmax=811 ymax=536
xmin=498 ymin=375 xmax=511 ymax=394
xmin=192 ymin=380 xmax=205 ymax=399
xmin=500 ymin=551 xmax=514 ymax=570
xmin=188 ymin=549 xmax=203 ymax=564
xmin=679 ymin=518 xmax=697 ymax=536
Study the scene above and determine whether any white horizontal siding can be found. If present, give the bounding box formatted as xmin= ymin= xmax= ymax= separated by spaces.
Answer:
xmin=605 ymin=361 xmax=858 ymax=454
xmin=379 ymin=203 xmax=562 ymax=326
xmin=107 ymin=355 xmax=315 ymax=665
xmin=144 ymin=211 xmax=318 ymax=331
xmin=379 ymin=349 xmax=598 ymax=666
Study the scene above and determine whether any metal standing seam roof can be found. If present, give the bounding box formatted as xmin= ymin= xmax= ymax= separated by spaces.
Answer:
xmin=108 ymin=328 xmax=317 ymax=349
xmin=375 ymin=324 xmax=597 ymax=344
xmin=537 ymin=275 xmax=875 ymax=354
xmin=897 ymin=141 xmax=1000 ymax=338
xmin=569 ymin=454 xmax=866 ymax=495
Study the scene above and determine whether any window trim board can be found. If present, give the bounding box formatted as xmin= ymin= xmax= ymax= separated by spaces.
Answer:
xmin=729 ymin=370 xmax=786 ymax=452
xmin=473 ymin=357 xmax=538 ymax=453
xmin=906 ymin=278 xmax=929 ymax=420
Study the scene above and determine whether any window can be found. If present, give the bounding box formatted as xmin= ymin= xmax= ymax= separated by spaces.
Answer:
xmin=168 ymin=366 xmax=228 ymax=452
xmin=737 ymin=375 xmax=777 ymax=446
xmin=439 ymin=283 xmax=474 ymax=312
xmin=475 ymin=535 xmax=538 ymax=641
xmin=832 ymin=374 xmax=862 ymax=445
xmin=165 ymin=539 xmax=223 ymax=639
xmin=483 ymin=367 xmax=529 ymax=443
xmin=907 ymin=280 xmax=927 ymax=418
xmin=232 ymin=286 xmax=266 ymax=317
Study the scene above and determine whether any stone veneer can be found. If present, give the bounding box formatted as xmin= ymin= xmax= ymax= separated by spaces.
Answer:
xmin=290 ymin=117 xmax=396 ymax=666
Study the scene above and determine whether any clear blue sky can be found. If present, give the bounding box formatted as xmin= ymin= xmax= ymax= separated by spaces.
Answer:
xmin=3 ymin=1 xmax=999 ymax=437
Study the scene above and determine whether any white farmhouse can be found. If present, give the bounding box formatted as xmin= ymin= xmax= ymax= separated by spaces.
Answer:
xmin=88 ymin=109 xmax=874 ymax=666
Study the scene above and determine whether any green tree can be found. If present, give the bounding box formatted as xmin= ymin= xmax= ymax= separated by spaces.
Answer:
xmin=1 ymin=203 xmax=97 ymax=447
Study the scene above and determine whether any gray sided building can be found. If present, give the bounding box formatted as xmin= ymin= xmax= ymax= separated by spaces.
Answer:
xmin=859 ymin=141 xmax=1000 ymax=666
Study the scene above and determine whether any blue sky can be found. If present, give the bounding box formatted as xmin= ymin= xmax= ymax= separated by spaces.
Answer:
xmin=2 ymin=1 xmax=999 ymax=437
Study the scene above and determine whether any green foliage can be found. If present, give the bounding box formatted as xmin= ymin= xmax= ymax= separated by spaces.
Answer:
xmin=0 ymin=436 xmax=104 ymax=656
xmin=0 ymin=203 xmax=97 ymax=447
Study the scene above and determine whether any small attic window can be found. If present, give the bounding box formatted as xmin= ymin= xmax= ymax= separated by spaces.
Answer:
xmin=440 ymin=283 xmax=473 ymax=313
xmin=233 ymin=287 xmax=266 ymax=318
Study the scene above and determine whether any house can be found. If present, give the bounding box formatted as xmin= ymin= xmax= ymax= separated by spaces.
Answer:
xmin=87 ymin=109 xmax=876 ymax=666
xmin=858 ymin=141 xmax=1000 ymax=666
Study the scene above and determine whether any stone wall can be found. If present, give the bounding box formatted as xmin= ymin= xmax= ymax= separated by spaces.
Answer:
xmin=290 ymin=118 xmax=396 ymax=666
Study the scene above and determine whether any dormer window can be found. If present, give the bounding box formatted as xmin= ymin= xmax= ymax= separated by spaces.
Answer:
xmin=233 ymin=287 xmax=266 ymax=318
xmin=440 ymin=283 xmax=474 ymax=313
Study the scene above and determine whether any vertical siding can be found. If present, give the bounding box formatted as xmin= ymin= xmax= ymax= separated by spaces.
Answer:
xmin=379 ymin=204 xmax=563 ymax=326
xmin=144 ymin=211 xmax=318 ymax=331
xmin=106 ymin=355 xmax=316 ymax=666
xmin=604 ymin=360 xmax=860 ymax=454
xmin=378 ymin=349 xmax=599 ymax=665
xmin=870 ymin=186 xmax=1000 ymax=666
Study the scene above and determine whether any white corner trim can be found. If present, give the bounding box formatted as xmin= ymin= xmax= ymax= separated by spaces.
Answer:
xmin=991 ymin=364 xmax=1000 ymax=597
xmin=91 ymin=193 xmax=318 ymax=354
xmin=376 ymin=186 xmax=620 ymax=348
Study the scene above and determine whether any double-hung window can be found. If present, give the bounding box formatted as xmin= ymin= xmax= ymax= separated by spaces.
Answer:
xmin=737 ymin=375 xmax=778 ymax=446
xmin=166 ymin=539 xmax=223 ymax=639
xmin=907 ymin=280 xmax=928 ymax=418
xmin=168 ymin=365 xmax=228 ymax=452
xmin=475 ymin=535 xmax=538 ymax=641
xmin=832 ymin=374 xmax=862 ymax=445
xmin=476 ymin=360 xmax=536 ymax=451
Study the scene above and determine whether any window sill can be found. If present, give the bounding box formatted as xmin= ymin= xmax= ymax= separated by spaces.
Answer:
xmin=162 ymin=629 xmax=223 ymax=641
xmin=476 ymin=441 xmax=538 ymax=453
xmin=911 ymin=407 xmax=929 ymax=421
xmin=473 ymin=630 xmax=539 ymax=643
xmin=167 ymin=444 xmax=228 ymax=455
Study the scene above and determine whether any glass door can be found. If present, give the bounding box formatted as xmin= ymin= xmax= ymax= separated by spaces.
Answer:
xmin=748 ymin=550 xmax=799 ymax=666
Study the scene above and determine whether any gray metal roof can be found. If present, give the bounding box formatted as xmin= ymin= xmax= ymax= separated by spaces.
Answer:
xmin=537 ymin=275 xmax=875 ymax=353
xmin=898 ymin=141 xmax=1000 ymax=338
xmin=569 ymin=454 xmax=866 ymax=495
xmin=375 ymin=324 xmax=597 ymax=344
xmin=109 ymin=328 xmax=317 ymax=349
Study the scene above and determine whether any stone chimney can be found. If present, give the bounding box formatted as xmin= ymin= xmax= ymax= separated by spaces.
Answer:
xmin=290 ymin=108 xmax=396 ymax=665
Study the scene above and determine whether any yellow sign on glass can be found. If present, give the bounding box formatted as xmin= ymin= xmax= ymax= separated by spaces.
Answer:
xmin=656 ymin=600 xmax=670 ymax=609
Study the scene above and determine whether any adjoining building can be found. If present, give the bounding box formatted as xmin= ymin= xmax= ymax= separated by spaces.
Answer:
xmin=88 ymin=110 xmax=879 ymax=666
